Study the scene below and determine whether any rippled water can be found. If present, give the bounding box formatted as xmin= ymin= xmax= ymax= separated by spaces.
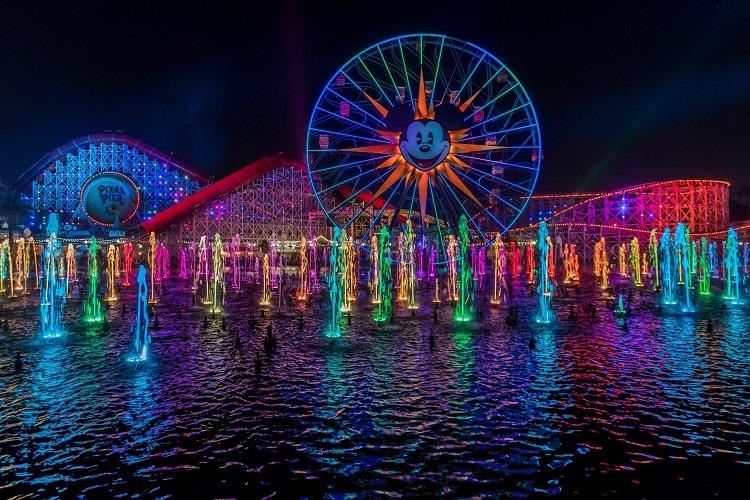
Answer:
xmin=1 ymin=276 xmax=749 ymax=497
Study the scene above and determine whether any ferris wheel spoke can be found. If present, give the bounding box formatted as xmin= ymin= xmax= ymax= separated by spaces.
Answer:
xmin=309 ymin=127 xmax=390 ymax=145
xmin=325 ymin=88 xmax=387 ymax=127
xmin=318 ymin=168 xmax=377 ymax=195
xmin=454 ymin=153 xmax=538 ymax=172
xmin=451 ymin=168 xmax=523 ymax=214
xmin=457 ymin=162 xmax=532 ymax=195
xmin=429 ymin=35 xmax=446 ymax=109
xmin=329 ymin=170 xmax=392 ymax=214
xmin=356 ymin=56 xmax=394 ymax=108
xmin=311 ymin=154 xmax=392 ymax=173
xmin=356 ymin=179 xmax=404 ymax=244
xmin=450 ymin=52 xmax=486 ymax=104
xmin=314 ymin=106 xmax=383 ymax=134
xmin=455 ymin=123 xmax=538 ymax=142
xmin=465 ymin=83 xmax=519 ymax=122
xmin=440 ymin=177 xmax=487 ymax=241
xmin=466 ymin=101 xmax=531 ymax=131
xmin=398 ymin=39 xmax=415 ymax=112
xmin=376 ymin=45 xmax=400 ymax=101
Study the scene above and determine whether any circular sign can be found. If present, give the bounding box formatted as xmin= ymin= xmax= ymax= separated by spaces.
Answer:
xmin=81 ymin=172 xmax=140 ymax=226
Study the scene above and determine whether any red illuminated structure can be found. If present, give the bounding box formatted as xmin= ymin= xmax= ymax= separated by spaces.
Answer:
xmin=510 ymin=179 xmax=732 ymax=262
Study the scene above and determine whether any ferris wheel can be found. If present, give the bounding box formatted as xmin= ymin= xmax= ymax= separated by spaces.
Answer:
xmin=306 ymin=34 xmax=542 ymax=260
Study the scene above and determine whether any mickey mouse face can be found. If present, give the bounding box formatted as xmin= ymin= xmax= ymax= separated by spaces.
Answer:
xmin=399 ymin=119 xmax=450 ymax=171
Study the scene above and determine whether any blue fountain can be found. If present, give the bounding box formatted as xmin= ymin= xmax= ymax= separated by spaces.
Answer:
xmin=40 ymin=214 xmax=66 ymax=338
xmin=127 ymin=265 xmax=151 ymax=362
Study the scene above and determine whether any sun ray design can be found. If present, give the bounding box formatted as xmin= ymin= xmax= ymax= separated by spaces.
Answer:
xmin=344 ymin=70 xmax=504 ymax=223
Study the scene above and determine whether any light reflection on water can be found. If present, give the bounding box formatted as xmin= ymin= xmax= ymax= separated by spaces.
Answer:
xmin=0 ymin=277 xmax=749 ymax=496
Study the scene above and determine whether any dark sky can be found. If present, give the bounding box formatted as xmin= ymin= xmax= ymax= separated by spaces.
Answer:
xmin=2 ymin=1 xmax=749 ymax=194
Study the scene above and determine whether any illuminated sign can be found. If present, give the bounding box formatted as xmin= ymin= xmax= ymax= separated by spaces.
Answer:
xmin=81 ymin=172 xmax=140 ymax=226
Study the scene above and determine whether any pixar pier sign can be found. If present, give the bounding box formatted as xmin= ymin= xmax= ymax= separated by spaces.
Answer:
xmin=81 ymin=172 xmax=141 ymax=226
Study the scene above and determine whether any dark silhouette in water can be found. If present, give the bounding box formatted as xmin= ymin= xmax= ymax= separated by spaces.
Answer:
xmin=707 ymin=318 xmax=713 ymax=333
xmin=121 ymin=303 xmax=126 ymax=315
xmin=528 ymin=334 xmax=536 ymax=350
xmin=254 ymin=352 xmax=262 ymax=375
xmin=14 ymin=352 xmax=23 ymax=372
xmin=202 ymin=316 xmax=208 ymax=329
xmin=176 ymin=307 xmax=182 ymax=320
xmin=429 ymin=329 xmax=435 ymax=350
xmin=153 ymin=313 xmax=160 ymax=330
xmin=433 ymin=307 xmax=438 ymax=323
xmin=221 ymin=317 xmax=227 ymax=331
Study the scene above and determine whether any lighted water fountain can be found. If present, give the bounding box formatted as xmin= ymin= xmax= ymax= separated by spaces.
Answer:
xmin=179 ymin=245 xmax=188 ymax=279
xmin=369 ymin=234 xmax=380 ymax=304
xmin=231 ymin=234 xmax=241 ymax=291
xmin=630 ymin=237 xmax=643 ymax=287
xmin=40 ymin=214 xmax=66 ymax=338
xmin=327 ymin=227 xmax=344 ymax=337
xmin=259 ymin=252 xmax=271 ymax=306
xmin=659 ymin=228 xmax=677 ymax=306
xmin=156 ymin=241 xmax=169 ymax=284
xmin=649 ymin=229 xmax=659 ymax=290
xmin=509 ymin=242 xmax=521 ymax=279
xmin=724 ymin=228 xmax=741 ymax=304
xmin=373 ymin=226 xmax=392 ymax=323
xmin=618 ymin=243 xmax=627 ymax=277
xmin=195 ymin=235 xmax=208 ymax=294
xmin=525 ymin=241 xmax=535 ymax=284
xmin=0 ymin=239 xmax=9 ymax=294
xmin=208 ymin=233 xmax=226 ymax=314
xmin=535 ymin=221 xmax=554 ymax=324
xmin=15 ymin=237 xmax=28 ymax=294
xmin=104 ymin=244 xmax=118 ymax=302
xmin=121 ymin=242 xmax=133 ymax=286
xmin=447 ymin=235 xmax=458 ymax=300
xmin=674 ymin=223 xmax=694 ymax=311
xmin=454 ymin=215 xmax=474 ymax=322
xmin=126 ymin=265 xmax=150 ymax=363
xmin=297 ymin=236 xmax=309 ymax=301
xmin=699 ymin=237 xmax=711 ymax=295
xmin=29 ymin=236 xmax=39 ymax=289
xmin=614 ymin=293 xmax=626 ymax=316
xmin=490 ymin=234 xmax=506 ymax=305
xmin=147 ymin=232 xmax=158 ymax=304
xmin=83 ymin=236 xmax=104 ymax=323
xmin=404 ymin=221 xmax=417 ymax=310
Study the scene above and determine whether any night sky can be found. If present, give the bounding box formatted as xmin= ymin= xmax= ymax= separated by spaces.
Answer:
xmin=2 ymin=1 xmax=749 ymax=195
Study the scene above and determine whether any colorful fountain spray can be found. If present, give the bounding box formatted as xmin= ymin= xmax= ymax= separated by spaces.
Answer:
xmin=105 ymin=244 xmax=118 ymax=302
xmin=525 ymin=242 xmax=535 ymax=284
xmin=259 ymin=252 xmax=271 ymax=306
xmin=535 ymin=221 xmax=554 ymax=324
xmin=179 ymin=246 xmax=188 ymax=279
xmin=698 ymin=237 xmax=711 ymax=295
xmin=0 ymin=240 xmax=9 ymax=294
xmin=447 ymin=235 xmax=458 ymax=300
xmin=127 ymin=265 xmax=150 ymax=363
xmin=509 ymin=242 xmax=521 ymax=279
xmin=724 ymin=228 xmax=741 ymax=303
xmin=122 ymin=242 xmax=133 ymax=286
xmin=83 ymin=236 xmax=104 ymax=323
xmin=404 ymin=221 xmax=417 ymax=310
xmin=649 ymin=229 xmax=659 ymax=290
xmin=659 ymin=228 xmax=677 ymax=306
xmin=490 ymin=234 xmax=506 ymax=305
xmin=630 ymin=237 xmax=643 ymax=287
xmin=147 ymin=232 xmax=158 ymax=304
xmin=230 ymin=234 xmax=241 ymax=291
xmin=373 ymin=226 xmax=392 ymax=322
xmin=327 ymin=227 xmax=344 ymax=337
xmin=369 ymin=234 xmax=380 ymax=304
xmin=454 ymin=215 xmax=474 ymax=322
xmin=618 ymin=243 xmax=627 ymax=277
xmin=40 ymin=214 xmax=66 ymax=338
xmin=156 ymin=242 xmax=169 ymax=284
xmin=208 ymin=234 xmax=226 ymax=314
xmin=195 ymin=235 xmax=208 ymax=293
xmin=29 ymin=236 xmax=39 ymax=289
xmin=297 ymin=236 xmax=309 ymax=301
xmin=15 ymin=237 xmax=28 ymax=294
xmin=674 ymin=223 xmax=694 ymax=311
xmin=3 ymin=239 xmax=15 ymax=297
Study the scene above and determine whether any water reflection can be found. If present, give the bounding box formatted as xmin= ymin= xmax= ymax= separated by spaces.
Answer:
xmin=0 ymin=277 xmax=748 ymax=496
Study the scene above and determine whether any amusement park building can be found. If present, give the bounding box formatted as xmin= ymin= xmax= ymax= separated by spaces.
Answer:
xmin=511 ymin=179 xmax=731 ymax=262
xmin=12 ymin=133 xmax=209 ymax=234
